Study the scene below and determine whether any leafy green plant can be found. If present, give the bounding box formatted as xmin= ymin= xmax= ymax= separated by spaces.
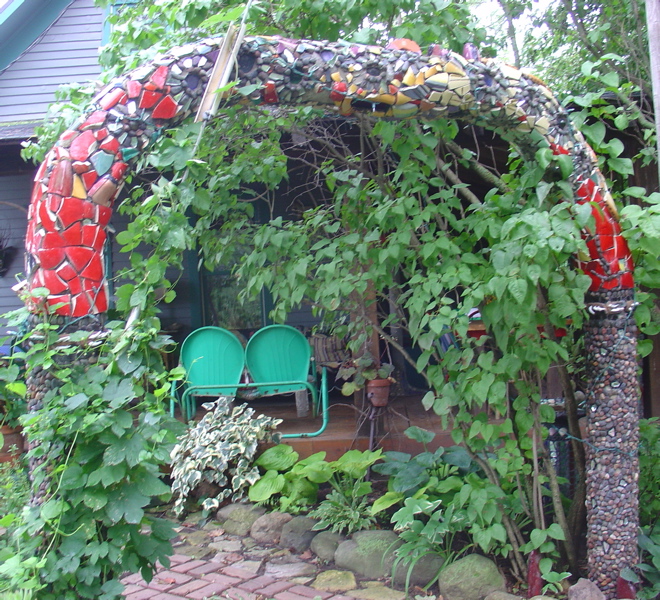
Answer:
xmin=639 ymin=418 xmax=660 ymax=529
xmin=336 ymin=351 xmax=394 ymax=397
xmin=620 ymin=522 xmax=660 ymax=599
xmin=0 ymin=308 xmax=184 ymax=599
xmin=249 ymin=445 xmax=381 ymax=533
xmin=248 ymin=445 xmax=328 ymax=513
xmin=170 ymin=398 xmax=282 ymax=515
xmin=309 ymin=479 xmax=376 ymax=535
xmin=0 ymin=459 xmax=29 ymax=521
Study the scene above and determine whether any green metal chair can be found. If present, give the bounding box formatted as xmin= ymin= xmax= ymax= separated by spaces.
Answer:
xmin=245 ymin=324 xmax=329 ymax=438
xmin=171 ymin=326 xmax=245 ymax=421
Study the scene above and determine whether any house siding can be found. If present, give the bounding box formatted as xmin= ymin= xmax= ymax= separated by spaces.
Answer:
xmin=0 ymin=0 xmax=103 ymax=125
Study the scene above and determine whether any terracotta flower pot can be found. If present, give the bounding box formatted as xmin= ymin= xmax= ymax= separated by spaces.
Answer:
xmin=0 ymin=424 xmax=24 ymax=463
xmin=366 ymin=378 xmax=391 ymax=407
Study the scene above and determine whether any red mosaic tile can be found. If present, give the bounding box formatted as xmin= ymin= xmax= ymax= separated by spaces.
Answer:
xmin=61 ymin=222 xmax=83 ymax=246
xmin=263 ymin=81 xmax=278 ymax=103
xmin=80 ymin=254 xmax=104 ymax=281
xmin=54 ymin=146 xmax=70 ymax=160
xmin=140 ymin=90 xmax=163 ymax=109
xmin=47 ymin=159 xmax=73 ymax=197
xmin=82 ymin=224 xmax=106 ymax=250
xmin=150 ymin=65 xmax=169 ymax=89
xmin=46 ymin=293 xmax=72 ymax=315
xmin=92 ymin=286 xmax=108 ymax=312
xmin=152 ymin=95 xmax=179 ymax=119
xmin=65 ymin=246 xmax=94 ymax=272
xmin=126 ymin=79 xmax=143 ymax=98
xmin=56 ymin=260 xmax=78 ymax=282
xmin=72 ymin=160 xmax=90 ymax=174
xmin=97 ymin=205 xmax=112 ymax=227
xmin=329 ymin=81 xmax=347 ymax=102
xmin=71 ymin=293 xmax=92 ymax=317
xmin=94 ymin=127 xmax=109 ymax=141
xmin=44 ymin=231 xmax=67 ymax=248
xmin=80 ymin=110 xmax=107 ymax=130
xmin=82 ymin=170 xmax=99 ymax=190
xmin=37 ymin=202 xmax=56 ymax=231
xmin=111 ymin=161 xmax=128 ymax=180
xmin=98 ymin=87 xmax=127 ymax=110
xmin=100 ymin=136 xmax=120 ymax=154
xmin=36 ymin=248 xmax=65 ymax=270
xmin=41 ymin=269 xmax=68 ymax=294
xmin=69 ymin=130 xmax=98 ymax=162
xmin=68 ymin=274 xmax=83 ymax=295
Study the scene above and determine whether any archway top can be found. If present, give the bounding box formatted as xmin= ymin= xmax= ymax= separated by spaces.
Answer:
xmin=25 ymin=33 xmax=632 ymax=317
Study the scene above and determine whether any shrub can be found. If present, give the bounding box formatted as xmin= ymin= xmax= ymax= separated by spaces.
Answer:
xmin=170 ymin=398 xmax=282 ymax=514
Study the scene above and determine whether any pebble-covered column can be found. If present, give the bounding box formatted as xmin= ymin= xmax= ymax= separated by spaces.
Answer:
xmin=584 ymin=290 xmax=639 ymax=597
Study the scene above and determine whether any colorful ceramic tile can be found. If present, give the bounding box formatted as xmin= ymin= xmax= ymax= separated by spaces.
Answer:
xmin=71 ymin=175 xmax=87 ymax=199
xmin=152 ymin=95 xmax=179 ymax=119
xmin=140 ymin=90 xmax=163 ymax=109
xmin=47 ymin=159 xmax=73 ymax=197
xmin=126 ymin=79 xmax=142 ymax=98
xmin=69 ymin=130 xmax=98 ymax=162
xmin=90 ymin=151 xmax=115 ymax=176
xmin=61 ymin=222 xmax=83 ymax=246
xmin=99 ymin=88 xmax=128 ymax=110
xmin=80 ymin=254 xmax=104 ymax=281
xmin=36 ymin=247 xmax=65 ymax=270
xmin=89 ymin=177 xmax=118 ymax=207
xmin=150 ymin=65 xmax=170 ymax=88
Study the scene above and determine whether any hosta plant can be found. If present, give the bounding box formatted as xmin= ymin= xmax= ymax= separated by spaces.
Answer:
xmin=170 ymin=398 xmax=282 ymax=515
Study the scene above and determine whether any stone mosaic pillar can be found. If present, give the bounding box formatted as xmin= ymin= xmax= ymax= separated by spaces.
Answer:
xmin=19 ymin=35 xmax=641 ymax=596
xmin=584 ymin=290 xmax=639 ymax=597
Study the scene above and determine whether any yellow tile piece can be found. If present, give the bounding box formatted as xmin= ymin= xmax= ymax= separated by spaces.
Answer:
xmin=424 ymin=66 xmax=438 ymax=77
xmin=346 ymin=73 xmax=353 ymax=83
xmin=426 ymin=73 xmax=449 ymax=87
xmin=403 ymin=67 xmax=416 ymax=86
xmin=331 ymin=72 xmax=342 ymax=82
xmin=415 ymin=71 xmax=426 ymax=86
xmin=390 ymin=79 xmax=401 ymax=88
xmin=72 ymin=175 xmax=86 ymax=199
xmin=441 ymin=90 xmax=455 ymax=105
xmin=369 ymin=46 xmax=382 ymax=55
xmin=395 ymin=92 xmax=414 ymax=105
xmin=428 ymin=57 xmax=442 ymax=65
xmin=339 ymin=98 xmax=353 ymax=116
xmin=348 ymin=83 xmax=358 ymax=95
xmin=447 ymin=76 xmax=470 ymax=95
xmin=392 ymin=102 xmax=419 ymax=118
xmin=500 ymin=64 xmax=522 ymax=80
xmin=444 ymin=61 xmax=465 ymax=76
xmin=320 ymin=75 xmax=327 ymax=83
xmin=534 ymin=116 xmax=550 ymax=136
xmin=428 ymin=90 xmax=442 ymax=103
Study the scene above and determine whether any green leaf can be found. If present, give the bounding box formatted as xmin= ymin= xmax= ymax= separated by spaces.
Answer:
xmin=508 ymin=279 xmax=528 ymax=304
xmin=248 ymin=470 xmax=286 ymax=502
xmin=255 ymin=444 xmax=299 ymax=471
xmin=404 ymin=426 xmax=435 ymax=445
xmin=546 ymin=523 xmax=566 ymax=540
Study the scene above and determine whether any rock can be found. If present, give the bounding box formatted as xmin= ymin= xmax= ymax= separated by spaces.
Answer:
xmin=209 ymin=539 xmax=242 ymax=552
xmin=312 ymin=570 xmax=357 ymax=593
xmin=334 ymin=530 xmax=402 ymax=578
xmin=181 ymin=529 xmax=212 ymax=546
xmin=438 ymin=554 xmax=506 ymax=600
xmin=264 ymin=557 xmax=318 ymax=578
xmin=172 ymin=544 xmax=215 ymax=559
xmin=350 ymin=584 xmax=406 ymax=600
xmin=216 ymin=503 xmax=266 ymax=536
xmin=311 ymin=530 xmax=346 ymax=562
xmin=392 ymin=551 xmax=444 ymax=588
xmin=568 ymin=579 xmax=606 ymax=600
xmin=231 ymin=559 xmax=263 ymax=573
xmin=279 ymin=516 xmax=319 ymax=552
xmin=250 ymin=511 xmax=293 ymax=544
xmin=485 ymin=592 xmax=524 ymax=600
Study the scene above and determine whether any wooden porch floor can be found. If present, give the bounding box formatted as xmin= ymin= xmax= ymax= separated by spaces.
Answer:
xmin=230 ymin=390 xmax=456 ymax=460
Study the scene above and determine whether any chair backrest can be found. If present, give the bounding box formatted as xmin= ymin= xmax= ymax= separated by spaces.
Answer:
xmin=245 ymin=325 xmax=311 ymax=395
xmin=180 ymin=326 xmax=245 ymax=395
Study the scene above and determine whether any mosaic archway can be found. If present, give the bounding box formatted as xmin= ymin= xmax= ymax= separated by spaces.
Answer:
xmin=24 ymin=35 xmax=638 ymax=596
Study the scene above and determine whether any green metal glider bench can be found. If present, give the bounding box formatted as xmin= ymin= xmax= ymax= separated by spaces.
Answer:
xmin=171 ymin=324 xmax=329 ymax=438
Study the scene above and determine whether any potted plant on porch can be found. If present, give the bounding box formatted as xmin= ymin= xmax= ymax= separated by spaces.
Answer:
xmin=337 ymin=350 xmax=395 ymax=406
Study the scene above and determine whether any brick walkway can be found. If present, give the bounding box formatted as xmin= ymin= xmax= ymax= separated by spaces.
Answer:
xmin=121 ymin=554 xmax=357 ymax=600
